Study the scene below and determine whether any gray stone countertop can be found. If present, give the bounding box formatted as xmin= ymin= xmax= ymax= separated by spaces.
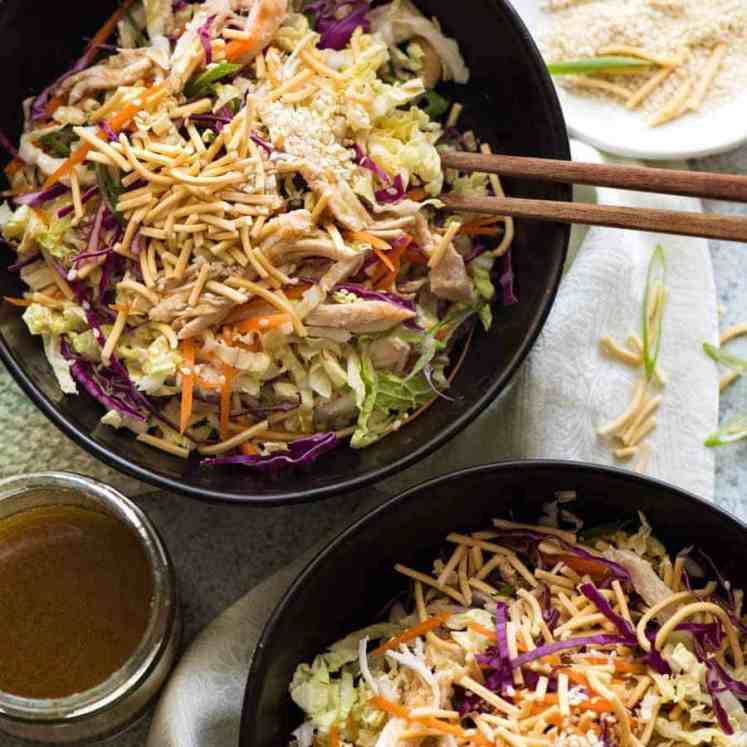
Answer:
xmin=1 ymin=151 xmax=746 ymax=747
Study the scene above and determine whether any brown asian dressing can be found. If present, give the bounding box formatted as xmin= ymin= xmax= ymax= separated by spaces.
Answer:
xmin=0 ymin=503 xmax=153 ymax=699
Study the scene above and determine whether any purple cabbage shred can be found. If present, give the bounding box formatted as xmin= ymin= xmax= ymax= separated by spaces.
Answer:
xmin=199 ymin=15 xmax=216 ymax=65
xmin=499 ymin=248 xmax=519 ymax=306
xmin=202 ymin=431 xmax=340 ymax=469
xmin=13 ymin=183 xmax=68 ymax=208
xmin=58 ymin=186 xmax=98 ymax=218
xmin=308 ymin=0 xmax=371 ymax=51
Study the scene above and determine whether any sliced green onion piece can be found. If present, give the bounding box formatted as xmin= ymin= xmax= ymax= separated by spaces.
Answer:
xmin=184 ymin=63 xmax=243 ymax=100
xmin=703 ymin=342 xmax=747 ymax=373
xmin=421 ymin=90 xmax=450 ymax=119
xmin=641 ymin=245 xmax=666 ymax=380
xmin=547 ymin=56 xmax=654 ymax=76
xmin=705 ymin=416 xmax=747 ymax=447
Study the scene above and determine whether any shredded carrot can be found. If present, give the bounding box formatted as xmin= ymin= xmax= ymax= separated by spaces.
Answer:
xmin=546 ymin=712 xmax=564 ymax=726
xmin=582 ymin=656 xmax=646 ymax=674
xmin=179 ymin=339 xmax=195 ymax=434
xmin=3 ymin=296 xmax=33 ymax=307
xmin=240 ymin=441 xmax=260 ymax=456
xmin=4 ymin=159 xmax=23 ymax=178
xmin=373 ymin=234 xmax=412 ymax=290
xmin=407 ymin=188 xmax=426 ymax=201
xmin=468 ymin=622 xmax=497 ymax=640
xmin=90 ymin=0 xmax=139 ymax=53
xmin=551 ymin=553 xmax=616 ymax=581
xmin=283 ymin=283 xmax=311 ymax=299
xmin=43 ymin=82 xmax=165 ymax=189
xmin=557 ymin=668 xmax=589 ymax=688
xmin=370 ymin=697 xmax=465 ymax=738
xmin=329 ymin=725 xmax=340 ymax=747
xmin=109 ymin=303 xmax=130 ymax=313
xmin=373 ymin=247 xmax=395 ymax=272
xmin=371 ymin=612 xmax=451 ymax=656
xmin=577 ymin=698 xmax=615 ymax=714
xmin=219 ymin=364 xmax=236 ymax=440
xmin=236 ymin=313 xmax=291 ymax=335
xmin=345 ymin=230 xmax=391 ymax=252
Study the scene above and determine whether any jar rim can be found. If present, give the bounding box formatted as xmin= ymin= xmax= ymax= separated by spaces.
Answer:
xmin=0 ymin=471 xmax=176 ymax=724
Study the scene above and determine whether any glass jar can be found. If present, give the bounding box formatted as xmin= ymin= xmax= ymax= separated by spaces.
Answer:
xmin=0 ymin=472 xmax=180 ymax=743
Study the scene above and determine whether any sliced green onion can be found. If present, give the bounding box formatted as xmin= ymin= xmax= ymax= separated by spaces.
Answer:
xmin=641 ymin=245 xmax=666 ymax=380
xmin=38 ymin=126 xmax=78 ymax=158
xmin=95 ymin=164 xmax=124 ymax=225
xmin=703 ymin=342 xmax=747 ymax=373
xmin=420 ymin=90 xmax=450 ymax=119
xmin=184 ymin=63 xmax=243 ymax=100
xmin=705 ymin=416 xmax=747 ymax=447
xmin=547 ymin=56 xmax=654 ymax=76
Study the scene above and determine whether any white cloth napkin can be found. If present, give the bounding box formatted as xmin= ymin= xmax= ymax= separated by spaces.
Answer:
xmin=145 ymin=141 xmax=719 ymax=747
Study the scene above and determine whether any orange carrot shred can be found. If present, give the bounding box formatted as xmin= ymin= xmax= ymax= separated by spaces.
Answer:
xmin=345 ymin=230 xmax=391 ymax=252
xmin=236 ymin=313 xmax=290 ymax=335
xmin=43 ymin=82 xmax=165 ymax=189
xmin=370 ymin=698 xmax=466 ymax=738
xmin=371 ymin=612 xmax=451 ymax=656
xmin=468 ymin=622 xmax=497 ymax=641
xmin=179 ymin=339 xmax=195 ymax=435
xmin=3 ymin=296 xmax=33 ymax=307
xmin=373 ymin=247 xmax=395 ymax=272
xmin=240 ymin=442 xmax=260 ymax=457
xmin=4 ymin=159 xmax=23 ymax=178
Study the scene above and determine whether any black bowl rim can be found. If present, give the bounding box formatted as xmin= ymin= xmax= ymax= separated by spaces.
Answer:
xmin=241 ymin=459 xmax=747 ymax=741
xmin=0 ymin=0 xmax=571 ymax=505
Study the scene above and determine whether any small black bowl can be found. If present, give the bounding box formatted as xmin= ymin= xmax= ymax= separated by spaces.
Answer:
xmin=240 ymin=460 xmax=747 ymax=746
xmin=0 ymin=1 xmax=570 ymax=504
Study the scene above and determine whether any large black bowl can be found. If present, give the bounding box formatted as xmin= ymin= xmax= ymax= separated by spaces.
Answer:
xmin=240 ymin=461 xmax=747 ymax=745
xmin=0 ymin=2 xmax=570 ymax=504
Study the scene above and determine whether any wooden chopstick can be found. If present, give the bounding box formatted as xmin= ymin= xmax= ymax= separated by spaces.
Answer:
xmin=440 ymin=151 xmax=747 ymax=242
xmin=441 ymin=151 xmax=747 ymax=203
xmin=442 ymin=194 xmax=747 ymax=242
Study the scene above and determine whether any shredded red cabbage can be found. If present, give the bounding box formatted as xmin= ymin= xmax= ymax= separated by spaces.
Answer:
xmin=676 ymin=622 xmax=724 ymax=652
xmin=510 ymin=634 xmax=635 ymax=669
xmin=464 ymin=241 xmax=489 ymax=265
xmin=541 ymin=583 xmax=560 ymax=631
xmin=99 ymin=122 xmax=118 ymax=143
xmin=58 ymin=186 xmax=98 ymax=218
xmin=642 ymin=627 xmax=672 ymax=675
xmin=706 ymin=666 xmax=734 ymax=735
xmin=62 ymin=339 xmax=148 ymax=422
xmin=580 ymin=583 xmax=635 ymax=637
xmin=308 ymin=0 xmax=371 ymax=51
xmin=0 ymin=130 xmax=21 ymax=161
xmin=199 ymin=15 xmax=216 ymax=65
xmin=7 ymin=251 xmax=41 ymax=272
xmin=251 ymin=134 xmax=273 ymax=156
xmin=333 ymin=282 xmax=415 ymax=312
xmin=600 ymin=721 xmax=617 ymax=747
xmin=191 ymin=107 xmax=234 ymax=133
xmin=352 ymin=144 xmax=389 ymax=184
xmin=202 ymin=432 xmax=340 ymax=469
xmin=13 ymin=183 xmax=68 ymax=207
xmin=87 ymin=201 xmax=106 ymax=255
xmin=73 ymin=247 xmax=111 ymax=268
xmin=475 ymin=602 xmax=514 ymax=696
xmin=490 ymin=527 xmax=631 ymax=587
xmin=499 ymin=248 xmax=518 ymax=306
xmin=375 ymin=175 xmax=406 ymax=205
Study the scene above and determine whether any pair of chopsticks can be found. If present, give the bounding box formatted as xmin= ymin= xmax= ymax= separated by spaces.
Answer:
xmin=440 ymin=151 xmax=747 ymax=242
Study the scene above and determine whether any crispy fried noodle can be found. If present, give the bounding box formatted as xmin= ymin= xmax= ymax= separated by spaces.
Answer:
xmin=1 ymin=0 xmax=515 ymax=470
xmin=288 ymin=498 xmax=747 ymax=746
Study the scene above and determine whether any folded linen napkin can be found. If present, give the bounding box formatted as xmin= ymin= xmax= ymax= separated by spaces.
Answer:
xmin=145 ymin=140 xmax=719 ymax=747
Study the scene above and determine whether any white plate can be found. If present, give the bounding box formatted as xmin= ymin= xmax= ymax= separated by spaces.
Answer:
xmin=511 ymin=0 xmax=747 ymax=160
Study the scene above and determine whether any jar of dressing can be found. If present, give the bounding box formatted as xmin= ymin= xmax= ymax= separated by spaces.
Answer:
xmin=0 ymin=472 xmax=180 ymax=743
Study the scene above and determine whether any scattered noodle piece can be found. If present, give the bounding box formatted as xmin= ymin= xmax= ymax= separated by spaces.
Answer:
xmin=600 ymin=336 xmax=642 ymax=366
xmin=649 ymin=75 xmax=693 ymax=126
xmin=688 ymin=44 xmax=728 ymax=112
xmin=569 ymin=75 xmax=631 ymax=100
xmin=626 ymin=66 xmax=676 ymax=110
